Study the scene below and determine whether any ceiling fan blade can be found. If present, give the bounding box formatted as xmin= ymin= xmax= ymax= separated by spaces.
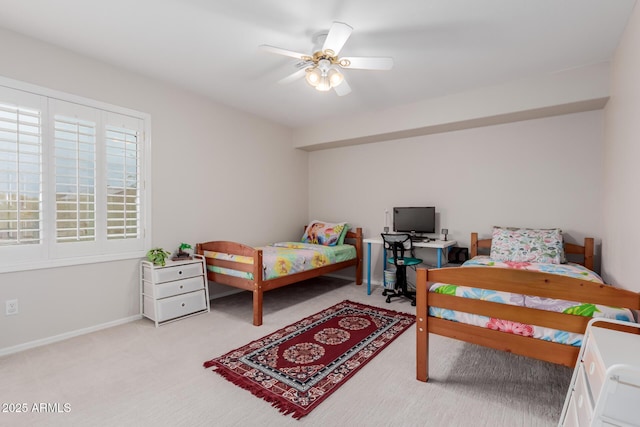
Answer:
xmin=278 ymin=68 xmax=308 ymax=85
xmin=340 ymin=56 xmax=394 ymax=70
xmin=333 ymin=78 xmax=351 ymax=97
xmin=322 ymin=22 xmax=353 ymax=56
xmin=259 ymin=44 xmax=310 ymax=60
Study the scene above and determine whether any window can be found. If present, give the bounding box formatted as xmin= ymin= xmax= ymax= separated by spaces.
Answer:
xmin=0 ymin=79 xmax=150 ymax=272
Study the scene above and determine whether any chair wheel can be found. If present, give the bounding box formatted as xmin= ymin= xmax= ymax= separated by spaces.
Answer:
xmin=411 ymin=301 xmax=416 ymax=307
xmin=386 ymin=296 xmax=392 ymax=303
xmin=382 ymin=290 xmax=388 ymax=296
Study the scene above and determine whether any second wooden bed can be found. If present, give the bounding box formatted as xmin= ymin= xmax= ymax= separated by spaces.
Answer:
xmin=196 ymin=227 xmax=363 ymax=326
xmin=416 ymin=232 xmax=640 ymax=382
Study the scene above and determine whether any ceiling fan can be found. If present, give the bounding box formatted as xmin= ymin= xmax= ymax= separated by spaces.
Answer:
xmin=259 ymin=22 xmax=394 ymax=96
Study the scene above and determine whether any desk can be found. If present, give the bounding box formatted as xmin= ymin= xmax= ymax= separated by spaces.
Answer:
xmin=363 ymin=237 xmax=457 ymax=295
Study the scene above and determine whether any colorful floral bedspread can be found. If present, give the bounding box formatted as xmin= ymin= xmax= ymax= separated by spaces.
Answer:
xmin=203 ymin=242 xmax=356 ymax=281
xmin=428 ymin=256 xmax=636 ymax=346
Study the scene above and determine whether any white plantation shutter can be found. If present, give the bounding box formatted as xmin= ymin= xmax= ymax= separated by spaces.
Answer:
xmin=105 ymin=124 xmax=141 ymax=240
xmin=0 ymin=79 xmax=150 ymax=272
xmin=0 ymin=102 xmax=42 ymax=246
xmin=54 ymin=115 xmax=96 ymax=243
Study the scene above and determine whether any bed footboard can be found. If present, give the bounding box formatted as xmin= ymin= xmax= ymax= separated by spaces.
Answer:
xmin=416 ymin=267 xmax=640 ymax=382
xmin=195 ymin=240 xmax=264 ymax=325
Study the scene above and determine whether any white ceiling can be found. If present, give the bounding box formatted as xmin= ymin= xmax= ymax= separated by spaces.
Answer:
xmin=0 ymin=0 xmax=635 ymax=128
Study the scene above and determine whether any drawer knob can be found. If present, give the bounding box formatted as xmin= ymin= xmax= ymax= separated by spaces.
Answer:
xmin=181 ymin=303 xmax=186 ymax=307
xmin=179 ymin=285 xmax=184 ymax=289
xmin=178 ymin=270 xmax=183 ymax=275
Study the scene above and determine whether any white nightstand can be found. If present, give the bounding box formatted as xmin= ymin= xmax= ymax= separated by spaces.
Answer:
xmin=140 ymin=254 xmax=210 ymax=327
xmin=559 ymin=318 xmax=640 ymax=426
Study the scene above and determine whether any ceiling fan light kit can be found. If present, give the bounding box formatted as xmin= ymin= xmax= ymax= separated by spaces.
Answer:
xmin=260 ymin=22 xmax=393 ymax=96
xmin=305 ymin=57 xmax=344 ymax=91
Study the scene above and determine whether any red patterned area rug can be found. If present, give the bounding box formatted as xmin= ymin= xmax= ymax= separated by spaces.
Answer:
xmin=203 ymin=300 xmax=414 ymax=419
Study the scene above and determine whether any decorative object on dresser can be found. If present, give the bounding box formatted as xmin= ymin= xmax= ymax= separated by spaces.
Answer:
xmin=172 ymin=242 xmax=193 ymax=261
xmin=203 ymin=300 xmax=414 ymax=419
xmin=415 ymin=229 xmax=640 ymax=382
xmin=140 ymin=254 xmax=210 ymax=327
xmin=441 ymin=228 xmax=448 ymax=241
xmin=559 ymin=318 xmax=640 ymax=427
xmin=146 ymin=247 xmax=171 ymax=266
xmin=195 ymin=223 xmax=363 ymax=326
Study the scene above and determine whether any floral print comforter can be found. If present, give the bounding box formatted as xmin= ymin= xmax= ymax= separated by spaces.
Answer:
xmin=428 ymin=256 xmax=636 ymax=346
xmin=204 ymin=242 xmax=356 ymax=281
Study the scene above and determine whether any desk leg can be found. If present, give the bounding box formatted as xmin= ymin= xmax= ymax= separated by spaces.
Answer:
xmin=436 ymin=248 xmax=442 ymax=268
xmin=367 ymin=242 xmax=372 ymax=295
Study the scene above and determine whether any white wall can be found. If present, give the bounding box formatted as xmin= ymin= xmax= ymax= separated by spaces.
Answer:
xmin=309 ymin=111 xmax=604 ymax=283
xmin=603 ymin=3 xmax=640 ymax=292
xmin=0 ymin=28 xmax=307 ymax=352
xmin=294 ymin=62 xmax=609 ymax=150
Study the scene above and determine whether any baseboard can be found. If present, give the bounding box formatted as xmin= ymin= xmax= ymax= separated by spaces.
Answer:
xmin=0 ymin=314 xmax=142 ymax=357
xmin=209 ymin=288 xmax=243 ymax=300
xmin=324 ymin=272 xmax=368 ymax=283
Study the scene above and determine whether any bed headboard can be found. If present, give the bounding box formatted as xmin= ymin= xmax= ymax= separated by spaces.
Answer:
xmin=470 ymin=232 xmax=594 ymax=271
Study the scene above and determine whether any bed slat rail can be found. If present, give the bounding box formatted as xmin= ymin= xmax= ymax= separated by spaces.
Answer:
xmin=206 ymin=271 xmax=255 ymax=291
xmin=426 ymin=267 xmax=640 ymax=308
xmin=429 ymin=293 xmax=590 ymax=334
xmin=262 ymin=259 xmax=360 ymax=292
xmin=197 ymin=240 xmax=257 ymax=257
xmin=427 ymin=317 xmax=580 ymax=366
xmin=207 ymin=257 xmax=255 ymax=273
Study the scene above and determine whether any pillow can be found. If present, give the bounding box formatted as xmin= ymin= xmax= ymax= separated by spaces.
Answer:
xmin=490 ymin=226 xmax=566 ymax=264
xmin=301 ymin=221 xmax=347 ymax=246
xmin=337 ymin=223 xmax=350 ymax=245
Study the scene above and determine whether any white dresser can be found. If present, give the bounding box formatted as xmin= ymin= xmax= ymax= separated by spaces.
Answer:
xmin=560 ymin=318 xmax=640 ymax=427
xmin=140 ymin=254 xmax=210 ymax=327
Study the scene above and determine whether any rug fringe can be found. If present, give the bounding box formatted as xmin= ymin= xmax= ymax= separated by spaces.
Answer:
xmin=209 ymin=363 xmax=307 ymax=419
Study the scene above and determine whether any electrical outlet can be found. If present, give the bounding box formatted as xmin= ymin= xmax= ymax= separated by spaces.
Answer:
xmin=5 ymin=299 xmax=18 ymax=316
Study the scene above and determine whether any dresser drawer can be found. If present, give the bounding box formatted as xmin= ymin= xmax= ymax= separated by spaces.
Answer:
xmin=574 ymin=364 xmax=594 ymax=426
xmin=144 ymin=276 xmax=204 ymax=299
xmin=144 ymin=262 xmax=203 ymax=283
xmin=563 ymin=393 xmax=579 ymax=427
xmin=143 ymin=290 xmax=207 ymax=323
xmin=583 ymin=338 xmax=605 ymax=402
xmin=598 ymin=366 xmax=640 ymax=426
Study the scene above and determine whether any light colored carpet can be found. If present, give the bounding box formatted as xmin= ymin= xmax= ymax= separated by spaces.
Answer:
xmin=0 ymin=277 xmax=571 ymax=426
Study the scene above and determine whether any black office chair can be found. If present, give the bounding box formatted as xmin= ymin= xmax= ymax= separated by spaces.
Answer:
xmin=381 ymin=233 xmax=422 ymax=306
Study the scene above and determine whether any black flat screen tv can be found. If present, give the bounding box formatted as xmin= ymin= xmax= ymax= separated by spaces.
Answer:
xmin=393 ymin=207 xmax=436 ymax=234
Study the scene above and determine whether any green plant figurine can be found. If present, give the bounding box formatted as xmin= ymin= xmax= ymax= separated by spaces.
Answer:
xmin=146 ymin=247 xmax=171 ymax=266
xmin=174 ymin=242 xmax=193 ymax=260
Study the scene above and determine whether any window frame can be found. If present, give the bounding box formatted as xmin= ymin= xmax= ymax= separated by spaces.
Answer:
xmin=0 ymin=76 xmax=151 ymax=273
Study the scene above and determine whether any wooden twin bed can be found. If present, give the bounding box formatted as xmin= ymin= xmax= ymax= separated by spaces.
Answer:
xmin=416 ymin=232 xmax=640 ymax=382
xmin=196 ymin=227 xmax=363 ymax=326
